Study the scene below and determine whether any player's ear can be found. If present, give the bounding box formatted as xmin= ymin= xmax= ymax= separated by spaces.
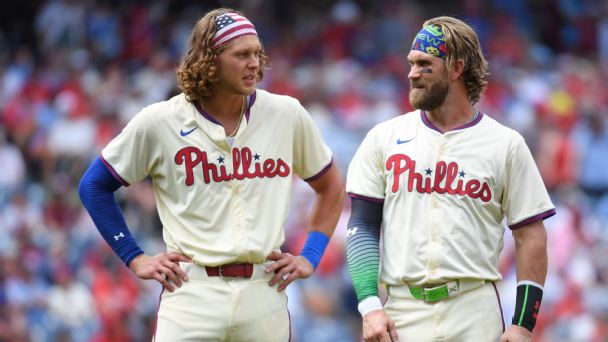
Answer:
xmin=450 ymin=59 xmax=465 ymax=81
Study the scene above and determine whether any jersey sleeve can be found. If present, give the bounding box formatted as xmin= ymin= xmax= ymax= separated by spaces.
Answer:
xmin=101 ymin=107 xmax=159 ymax=185
xmin=292 ymin=102 xmax=333 ymax=181
xmin=346 ymin=127 xmax=386 ymax=201
xmin=502 ymin=135 xmax=556 ymax=229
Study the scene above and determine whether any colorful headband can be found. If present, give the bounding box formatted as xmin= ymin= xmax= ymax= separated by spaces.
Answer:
xmin=213 ymin=12 xmax=258 ymax=47
xmin=411 ymin=25 xmax=447 ymax=58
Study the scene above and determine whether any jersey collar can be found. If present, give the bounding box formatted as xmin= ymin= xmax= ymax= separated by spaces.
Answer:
xmin=194 ymin=91 xmax=257 ymax=125
xmin=421 ymin=110 xmax=483 ymax=133
xmin=244 ymin=91 xmax=256 ymax=122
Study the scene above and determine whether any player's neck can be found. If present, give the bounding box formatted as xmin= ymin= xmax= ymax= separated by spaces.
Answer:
xmin=424 ymin=80 xmax=478 ymax=132
xmin=425 ymin=103 xmax=477 ymax=132
xmin=200 ymin=93 xmax=245 ymax=120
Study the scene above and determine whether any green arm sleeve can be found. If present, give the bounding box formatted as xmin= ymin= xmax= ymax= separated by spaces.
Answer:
xmin=345 ymin=196 xmax=383 ymax=302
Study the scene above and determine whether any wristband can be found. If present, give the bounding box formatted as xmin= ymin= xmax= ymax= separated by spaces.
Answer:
xmin=512 ymin=281 xmax=543 ymax=332
xmin=299 ymin=231 xmax=330 ymax=269
xmin=358 ymin=296 xmax=383 ymax=316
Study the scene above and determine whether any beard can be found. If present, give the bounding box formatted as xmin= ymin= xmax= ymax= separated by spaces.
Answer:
xmin=409 ymin=74 xmax=449 ymax=111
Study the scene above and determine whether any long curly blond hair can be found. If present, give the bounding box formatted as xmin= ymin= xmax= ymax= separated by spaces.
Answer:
xmin=176 ymin=8 xmax=269 ymax=102
xmin=422 ymin=16 xmax=489 ymax=104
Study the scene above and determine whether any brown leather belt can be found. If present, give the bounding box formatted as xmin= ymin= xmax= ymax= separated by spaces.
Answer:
xmin=205 ymin=263 xmax=254 ymax=278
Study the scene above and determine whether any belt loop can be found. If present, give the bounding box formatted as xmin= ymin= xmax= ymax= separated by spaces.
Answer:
xmin=218 ymin=265 xmax=227 ymax=279
xmin=446 ymin=280 xmax=459 ymax=297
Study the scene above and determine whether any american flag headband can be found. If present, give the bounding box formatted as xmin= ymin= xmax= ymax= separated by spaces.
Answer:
xmin=213 ymin=12 xmax=258 ymax=47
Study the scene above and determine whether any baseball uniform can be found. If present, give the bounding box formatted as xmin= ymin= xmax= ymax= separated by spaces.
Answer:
xmin=101 ymin=89 xmax=333 ymax=341
xmin=346 ymin=110 xmax=555 ymax=340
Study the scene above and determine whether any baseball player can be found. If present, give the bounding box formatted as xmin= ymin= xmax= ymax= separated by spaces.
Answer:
xmin=79 ymin=8 xmax=344 ymax=341
xmin=345 ymin=16 xmax=555 ymax=342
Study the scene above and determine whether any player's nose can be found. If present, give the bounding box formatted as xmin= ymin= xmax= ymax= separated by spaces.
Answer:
xmin=408 ymin=66 xmax=422 ymax=79
xmin=247 ymin=55 xmax=259 ymax=69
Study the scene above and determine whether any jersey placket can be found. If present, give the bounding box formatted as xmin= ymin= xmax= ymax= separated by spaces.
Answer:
xmin=199 ymin=94 xmax=256 ymax=260
xmin=426 ymin=134 xmax=447 ymax=280
xmin=231 ymin=180 xmax=247 ymax=256
xmin=219 ymin=136 xmax=248 ymax=257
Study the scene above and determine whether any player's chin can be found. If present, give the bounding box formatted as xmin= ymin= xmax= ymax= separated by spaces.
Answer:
xmin=409 ymin=91 xmax=425 ymax=107
xmin=241 ymin=84 xmax=257 ymax=95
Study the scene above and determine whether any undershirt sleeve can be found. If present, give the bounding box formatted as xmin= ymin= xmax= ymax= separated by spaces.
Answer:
xmin=78 ymin=157 xmax=144 ymax=266
xmin=345 ymin=197 xmax=384 ymax=302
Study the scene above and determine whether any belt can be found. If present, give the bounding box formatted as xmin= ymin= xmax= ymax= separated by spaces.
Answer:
xmin=205 ymin=263 xmax=254 ymax=278
xmin=388 ymin=279 xmax=487 ymax=303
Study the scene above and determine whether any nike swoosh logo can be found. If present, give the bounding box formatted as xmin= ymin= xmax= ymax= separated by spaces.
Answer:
xmin=396 ymin=137 xmax=415 ymax=144
xmin=180 ymin=127 xmax=198 ymax=137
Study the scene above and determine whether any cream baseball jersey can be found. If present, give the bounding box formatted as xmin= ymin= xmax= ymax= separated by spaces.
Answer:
xmin=101 ymin=90 xmax=332 ymax=266
xmin=346 ymin=110 xmax=555 ymax=286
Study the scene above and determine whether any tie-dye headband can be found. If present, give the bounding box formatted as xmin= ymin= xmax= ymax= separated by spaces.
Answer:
xmin=213 ymin=12 xmax=258 ymax=47
xmin=411 ymin=25 xmax=447 ymax=58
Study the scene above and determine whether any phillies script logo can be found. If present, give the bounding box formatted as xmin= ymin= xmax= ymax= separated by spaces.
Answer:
xmin=175 ymin=147 xmax=290 ymax=185
xmin=386 ymin=154 xmax=492 ymax=202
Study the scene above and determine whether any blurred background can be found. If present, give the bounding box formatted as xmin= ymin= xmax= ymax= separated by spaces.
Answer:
xmin=0 ymin=0 xmax=607 ymax=341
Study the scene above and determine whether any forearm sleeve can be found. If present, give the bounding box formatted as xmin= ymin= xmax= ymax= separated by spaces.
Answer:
xmin=78 ymin=157 xmax=144 ymax=266
xmin=345 ymin=197 xmax=383 ymax=302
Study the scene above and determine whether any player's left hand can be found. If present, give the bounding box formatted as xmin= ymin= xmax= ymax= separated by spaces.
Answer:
xmin=500 ymin=325 xmax=532 ymax=342
xmin=128 ymin=252 xmax=192 ymax=292
xmin=265 ymin=251 xmax=314 ymax=291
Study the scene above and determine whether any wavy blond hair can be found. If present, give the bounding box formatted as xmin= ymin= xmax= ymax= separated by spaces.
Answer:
xmin=422 ymin=16 xmax=489 ymax=104
xmin=176 ymin=8 xmax=269 ymax=102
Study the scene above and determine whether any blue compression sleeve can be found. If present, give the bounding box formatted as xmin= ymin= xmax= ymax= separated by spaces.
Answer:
xmin=300 ymin=231 xmax=330 ymax=269
xmin=78 ymin=157 xmax=144 ymax=266
xmin=346 ymin=197 xmax=383 ymax=302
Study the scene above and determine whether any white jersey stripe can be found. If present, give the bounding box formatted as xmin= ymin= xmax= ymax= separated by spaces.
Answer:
xmin=214 ymin=23 xmax=255 ymax=41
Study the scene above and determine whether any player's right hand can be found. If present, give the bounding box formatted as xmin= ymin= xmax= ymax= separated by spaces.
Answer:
xmin=499 ymin=325 xmax=532 ymax=342
xmin=128 ymin=252 xmax=192 ymax=292
xmin=362 ymin=309 xmax=399 ymax=342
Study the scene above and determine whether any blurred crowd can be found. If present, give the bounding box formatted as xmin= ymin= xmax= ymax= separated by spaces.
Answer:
xmin=0 ymin=1 xmax=607 ymax=341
